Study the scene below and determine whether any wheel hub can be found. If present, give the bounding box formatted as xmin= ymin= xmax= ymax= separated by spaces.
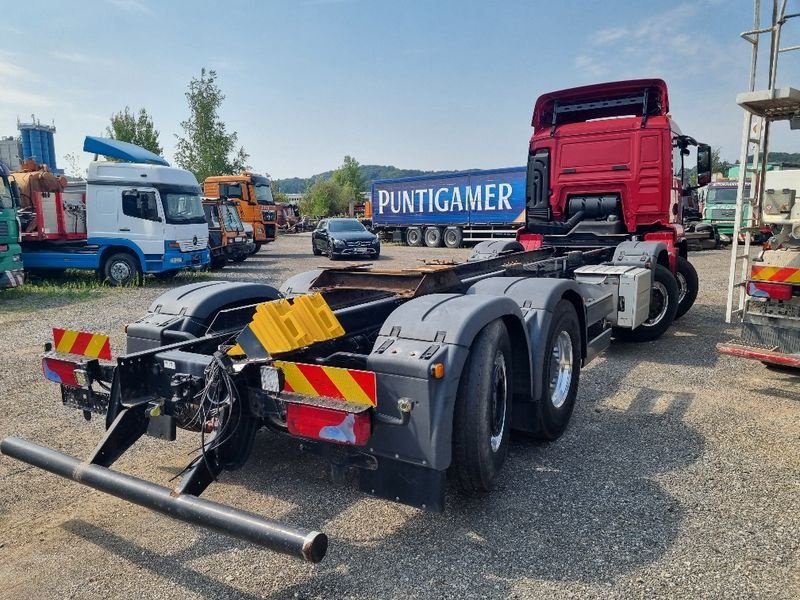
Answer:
xmin=489 ymin=353 xmax=507 ymax=453
xmin=549 ymin=330 xmax=573 ymax=408
xmin=110 ymin=261 xmax=131 ymax=282
xmin=643 ymin=281 xmax=669 ymax=327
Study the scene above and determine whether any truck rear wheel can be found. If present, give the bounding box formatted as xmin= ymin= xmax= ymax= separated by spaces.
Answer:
xmin=424 ymin=226 xmax=443 ymax=248
xmin=450 ymin=319 xmax=512 ymax=495
xmin=443 ymin=226 xmax=462 ymax=248
xmin=406 ymin=227 xmax=423 ymax=247
xmin=528 ymin=300 xmax=581 ymax=441
xmin=675 ymin=256 xmax=698 ymax=319
xmin=615 ymin=264 xmax=679 ymax=342
xmin=103 ymin=252 xmax=141 ymax=287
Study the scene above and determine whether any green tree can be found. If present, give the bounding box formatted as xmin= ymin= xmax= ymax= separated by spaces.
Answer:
xmin=711 ymin=147 xmax=732 ymax=176
xmin=301 ymin=180 xmax=348 ymax=217
xmin=332 ymin=155 xmax=364 ymax=208
xmin=174 ymin=68 xmax=249 ymax=182
xmin=106 ymin=106 xmax=163 ymax=156
xmin=271 ymin=179 xmax=289 ymax=204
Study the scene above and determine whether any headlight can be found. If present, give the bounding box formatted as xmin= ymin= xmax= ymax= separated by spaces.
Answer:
xmin=372 ymin=237 xmax=380 ymax=245
xmin=334 ymin=239 xmax=345 ymax=248
xmin=12 ymin=254 xmax=21 ymax=262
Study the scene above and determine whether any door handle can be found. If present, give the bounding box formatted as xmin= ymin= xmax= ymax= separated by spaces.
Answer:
xmin=119 ymin=228 xmax=130 ymax=232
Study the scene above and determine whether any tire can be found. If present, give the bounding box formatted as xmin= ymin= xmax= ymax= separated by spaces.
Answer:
xmin=528 ymin=300 xmax=582 ymax=441
xmin=312 ymin=243 xmax=322 ymax=256
xmin=450 ymin=320 xmax=512 ymax=495
xmin=424 ymin=226 xmax=443 ymax=248
xmin=615 ymin=264 xmax=679 ymax=342
xmin=210 ymin=255 xmax=227 ymax=270
xmin=443 ymin=226 xmax=463 ymax=249
xmin=674 ymin=256 xmax=699 ymax=319
xmin=154 ymin=270 xmax=179 ymax=281
xmin=231 ymin=253 xmax=247 ymax=263
xmin=327 ymin=241 xmax=338 ymax=260
xmin=406 ymin=227 xmax=423 ymax=247
xmin=103 ymin=252 xmax=141 ymax=286
xmin=253 ymin=243 xmax=262 ymax=254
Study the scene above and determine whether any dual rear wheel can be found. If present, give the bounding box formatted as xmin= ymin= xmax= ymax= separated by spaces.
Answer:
xmin=450 ymin=301 xmax=581 ymax=494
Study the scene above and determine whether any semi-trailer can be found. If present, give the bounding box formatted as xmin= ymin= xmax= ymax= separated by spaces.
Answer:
xmin=371 ymin=166 xmax=526 ymax=248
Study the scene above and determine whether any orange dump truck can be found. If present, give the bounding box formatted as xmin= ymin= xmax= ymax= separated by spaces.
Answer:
xmin=203 ymin=173 xmax=277 ymax=252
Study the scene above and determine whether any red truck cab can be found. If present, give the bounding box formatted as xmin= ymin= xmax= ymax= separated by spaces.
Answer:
xmin=519 ymin=79 xmax=711 ymax=271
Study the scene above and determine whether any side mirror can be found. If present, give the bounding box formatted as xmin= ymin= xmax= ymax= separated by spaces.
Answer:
xmin=10 ymin=181 xmax=20 ymax=207
xmin=697 ymin=143 xmax=712 ymax=187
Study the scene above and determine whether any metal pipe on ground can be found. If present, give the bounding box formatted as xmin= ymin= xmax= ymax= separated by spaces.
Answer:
xmin=0 ymin=436 xmax=328 ymax=562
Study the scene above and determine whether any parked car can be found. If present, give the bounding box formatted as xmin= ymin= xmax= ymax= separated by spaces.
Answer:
xmin=312 ymin=218 xmax=380 ymax=259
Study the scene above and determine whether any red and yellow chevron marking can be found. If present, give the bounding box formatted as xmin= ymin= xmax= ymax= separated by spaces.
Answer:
xmin=52 ymin=328 xmax=111 ymax=360
xmin=273 ymin=361 xmax=377 ymax=406
xmin=751 ymin=265 xmax=800 ymax=284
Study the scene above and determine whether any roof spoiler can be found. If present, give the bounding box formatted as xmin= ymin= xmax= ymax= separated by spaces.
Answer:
xmin=83 ymin=136 xmax=170 ymax=167
xmin=532 ymin=79 xmax=669 ymax=134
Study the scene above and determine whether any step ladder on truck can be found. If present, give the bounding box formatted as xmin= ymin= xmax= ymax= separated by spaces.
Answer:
xmin=719 ymin=0 xmax=800 ymax=369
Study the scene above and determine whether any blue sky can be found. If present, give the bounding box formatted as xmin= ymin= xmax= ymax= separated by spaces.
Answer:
xmin=0 ymin=0 xmax=798 ymax=179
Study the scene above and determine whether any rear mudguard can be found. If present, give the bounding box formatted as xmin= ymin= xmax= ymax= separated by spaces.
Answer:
xmin=365 ymin=293 xmax=524 ymax=473
xmin=466 ymin=276 xmax=589 ymax=423
xmin=126 ymin=281 xmax=280 ymax=352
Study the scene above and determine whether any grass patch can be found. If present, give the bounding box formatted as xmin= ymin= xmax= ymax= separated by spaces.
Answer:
xmin=0 ymin=268 xmax=212 ymax=311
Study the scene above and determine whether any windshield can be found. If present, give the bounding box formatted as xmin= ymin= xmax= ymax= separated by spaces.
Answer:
xmin=222 ymin=204 xmax=243 ymax=230
xmin=203 ymin=204 xmax=220 ymax=228
xmin=0 ymin=178 xmax=13 ymax=209
xmin=254 ymin=183 xmax=274 ymax=205
xmin=706 ymin=186 xmax=748 ymax=204
xmin=157 ymin=185 xmax=206 ymax=225
xmin=329 ymin=220 xmax=366 ymax=233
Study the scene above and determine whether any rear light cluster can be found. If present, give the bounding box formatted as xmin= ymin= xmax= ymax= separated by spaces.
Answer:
xmin=42 ymin=356 xmax=88 ymax=388
xmin=746 ymin=281 xmax=794 ymax=301
xmin=286 ymin=404 xmax=371 ymax=446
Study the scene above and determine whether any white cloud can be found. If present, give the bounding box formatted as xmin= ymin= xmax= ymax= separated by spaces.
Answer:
xmin=0 ymin=61 xmax=31 ymax=80
xmin=107 ymin=0 xmax=154 ymax=16
xmin=573 ymin=54 xmax=609 ymax=78
xmin=590 ymin=27 xmax=628 ymax=46
xmin=0 ymin=88 xmax=54 ymax=108
xmin=50 ymin=51 xmax=114 ymax=67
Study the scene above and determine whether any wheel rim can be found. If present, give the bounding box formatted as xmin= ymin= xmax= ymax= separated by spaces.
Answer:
xmin=489 ymin=352 xmax=508 ymax=453
xmin=676 ymin=271 xmax=687 ymax=305
xmin=549 ymin=330 xmax=573 ymax=409
xmin=445 ymin=231 xmax=456 ymax=245
xmin=643 ymin=281 xmax=669 ymax=327
xmin=110 ymin=260 xmax=131 ymax=283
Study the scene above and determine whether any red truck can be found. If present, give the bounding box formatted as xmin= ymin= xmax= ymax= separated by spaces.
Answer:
xmin=517 ymin=79 xmax=712 ymax=336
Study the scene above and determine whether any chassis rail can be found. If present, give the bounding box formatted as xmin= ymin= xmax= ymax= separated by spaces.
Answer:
xmin=0 ymin=436 xmax=328 ymax=562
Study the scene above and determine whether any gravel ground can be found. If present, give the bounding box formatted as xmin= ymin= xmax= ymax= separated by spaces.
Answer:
xmin=0 ymin=234 xmax=797 ymax=600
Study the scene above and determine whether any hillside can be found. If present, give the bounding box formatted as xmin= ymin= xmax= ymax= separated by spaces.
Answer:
xmin=275 ymin=165 xmax=470 ymax=194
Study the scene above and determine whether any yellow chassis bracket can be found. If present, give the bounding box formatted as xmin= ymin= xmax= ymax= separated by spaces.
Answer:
xmin=233 ymin=293 xmax=345 ymax=358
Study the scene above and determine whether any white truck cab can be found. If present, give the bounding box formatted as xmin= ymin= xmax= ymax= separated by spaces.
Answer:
xmin=88 ymin=161 xmax=209 ymax=273
xmin=21 ymin=137 xmax=210 ymax=285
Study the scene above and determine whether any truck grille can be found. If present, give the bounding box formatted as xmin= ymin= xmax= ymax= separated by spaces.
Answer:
xmin=712 ymin=208 xmax=736 ymax=219
xmin=0 ymin=221 xmax=8 ymax=237
xmin=178 ymin=236 xmax=208 ymax=252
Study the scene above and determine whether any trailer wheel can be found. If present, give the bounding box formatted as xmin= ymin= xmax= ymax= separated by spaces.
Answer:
xmin=675 ymin=256 xmax=699 ymax=319
xmin=443 ymin=226 xmax=463 ymax=248
xmin=450 ymin=319 xmax=512 ymax=495
xmin=406 ymin=227 xmax=424 ymax=247
xmin=615 ymin=264 xmax=679 ymax=342
xmin=103 ymin=252 xmax=141 ymax=286
xmin=424 ymin=226 xmax=443 ymax=248
xmin=529 ymin=300 xmax=582 ymax=441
